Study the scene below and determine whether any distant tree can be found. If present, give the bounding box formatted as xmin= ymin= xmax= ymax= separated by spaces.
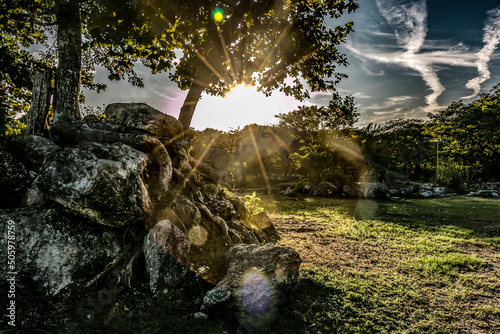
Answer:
xmin=359 ymin=119 xmax=433 ymax=182
xmin=275 ymin=93 xmax=362 ymax=183
xmin=427 ymin=84 xmax=500 ymax=180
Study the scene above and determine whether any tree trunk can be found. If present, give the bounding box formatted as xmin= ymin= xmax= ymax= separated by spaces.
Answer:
xmin=26 ymin=70 xmax=51 ymax=137
xmin=53 ymin=0 xmax=82 ymax=124
xmin=178 ymin=83 xmax=204 ymax=131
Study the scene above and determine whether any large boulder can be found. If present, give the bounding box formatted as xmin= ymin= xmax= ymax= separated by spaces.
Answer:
xmin=105 ymin=102 xmax=184 ymax=141
xmin=143 ymin=219 xmax=212 ymax=297
xmin=30 ymin=141 xmax=154 ymax=228
xmin=201 ymin=244 xmax=301 ymax=330
xmin=0 ymin=209 xmax=123 ymax=295
xmin=23 ymin=135 xmax=61 ymax=172
xmin=363 ymin=182 xmax=391 ymax=200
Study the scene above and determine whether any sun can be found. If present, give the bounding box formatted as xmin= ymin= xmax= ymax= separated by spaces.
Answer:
xmin=225 ymin=84 xmax=259 ymax=102
xmin=191 ymin=84 xmax=303 ymax=130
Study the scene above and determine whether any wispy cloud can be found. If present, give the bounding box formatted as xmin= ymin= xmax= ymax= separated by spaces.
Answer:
xmin=358 ymin=95 xmax=441 ymax=127
xmin=374 ymin=0 xmax=447 ymax=108
xmin=463 ymin=7 xmax=500 ymax=99
xmin=375 ymin=0 xmax=427 ymax=54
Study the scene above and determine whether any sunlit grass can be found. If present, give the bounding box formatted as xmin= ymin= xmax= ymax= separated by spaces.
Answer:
xmin=261 ymin=195 xmax=500 ymax=333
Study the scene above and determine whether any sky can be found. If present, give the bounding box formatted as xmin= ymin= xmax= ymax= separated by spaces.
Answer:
xmin=83 ymin=0 xmax=500 ymax=130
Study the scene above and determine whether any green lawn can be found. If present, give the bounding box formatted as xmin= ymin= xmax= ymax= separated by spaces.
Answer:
xmin=262 ymin=195 xmax=500 ymax=333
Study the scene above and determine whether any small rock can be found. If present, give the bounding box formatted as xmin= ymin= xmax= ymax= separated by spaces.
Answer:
xmin=363 ymin=182 xmax=390 ymax=200
xmin=194 ymin=312 xmax=208 ymax=320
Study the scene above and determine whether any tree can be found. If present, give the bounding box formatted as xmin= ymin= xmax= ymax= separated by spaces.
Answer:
xmin=0 ymin=0 xmax=53 ymax=142
xmin=85 ymin=0 xmax=359 ymax=129
xmin=359 ymin=119 xmax=434 ymax=183
xmin=53 ymin=0 xmax=82 ymax=123
xmin=166 ymin=0 xmax=360 ymax=129
xmin=427 ymin=84 xmax=500 ymax=180
xmin=275 ymin=94 xmax=362 ymax=183
xmin=3 ymin=0 xmax=359 ymax=133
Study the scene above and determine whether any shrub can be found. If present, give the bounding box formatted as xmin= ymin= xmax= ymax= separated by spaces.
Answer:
xmin=436 ymin=159 xmax=471 ymax=193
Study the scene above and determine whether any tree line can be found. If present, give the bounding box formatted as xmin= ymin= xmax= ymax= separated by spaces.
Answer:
xmin=190 ymin=85 xmax=500 ymax=191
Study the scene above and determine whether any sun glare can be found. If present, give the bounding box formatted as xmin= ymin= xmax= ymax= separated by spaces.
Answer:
xmin=226 ymin=85 xmax=258 ymax=101
xmin=192 ymin=84 xmax=302 ymax=131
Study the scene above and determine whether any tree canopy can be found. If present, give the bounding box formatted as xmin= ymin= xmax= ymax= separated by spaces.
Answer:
xmin=1 ymin=0 xmax=360 ymax=133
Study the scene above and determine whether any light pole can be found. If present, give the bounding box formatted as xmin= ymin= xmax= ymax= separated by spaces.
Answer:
xmin=436 ymin=140 xmax=439 ymax=182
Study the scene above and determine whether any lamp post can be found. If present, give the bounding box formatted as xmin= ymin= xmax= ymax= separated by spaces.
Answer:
xmin=435 ymin=139 xmax=439 ymax=184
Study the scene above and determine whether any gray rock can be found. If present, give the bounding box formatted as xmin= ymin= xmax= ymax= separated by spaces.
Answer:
xmin=467 ymin=190 xmax=500 ymax=198
xmin=249 ymin=212 xmax=280 ymax=243
xmin=433 ymin=187 xmax=447 ymax=196
xmin=310 ymin=182 xmax=338 ymax=196
xmin=33 ymin=141 xmax=152 ymax=228
xmin=201 ymin=244 xmax=301 ymax=329
xmin=363 ymin=182 xmax=391 ymax=200
xmin=144 ymin=219 xmax=216 ymax=297
xmin=420 ymin=191 xmax=434 ymax=198
xmin=22 ymin=184 xmax=51 ymax=208
xmin=143 ymin=219 xmax=193 ymax=295
xmin=0 ymin=209 xmax=122 ymax=295
xmin=343 ymin=183 xmax=363 ymax=198
xmin=194 ymin=312 xmax=208 ymax=320
xmin=280 ymin=187 xmax=297 ymax=196
xmin=401 ymin=184 xmax=419 ymax=195
xmin=200 ymin=285 xmax=232 ymax=311
xmin=105 ymin=102 xmax=184 ymax=141
xmin=23 ymin=135 xmax=61 ymax=172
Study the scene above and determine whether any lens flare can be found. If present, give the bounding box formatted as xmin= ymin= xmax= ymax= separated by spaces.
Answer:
xmin=212 ymin=8 xmax=224 ymax=23
xmin=188 ymin=225 xmax=208 ymax=246
xmin=239 ymin=269 xmax=272 ymax=318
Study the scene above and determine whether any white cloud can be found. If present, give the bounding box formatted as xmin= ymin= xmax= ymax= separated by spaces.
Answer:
xmin=463 ymin=7 xmax=500 ymax=99
xmin=373 ymin=0 xmax=448 ymax=109
xmin=375 ymin=0 xmax=428 ymax=54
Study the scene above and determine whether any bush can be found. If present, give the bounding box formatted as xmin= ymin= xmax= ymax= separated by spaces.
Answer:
xmin=436 ymin=159 xmax=471 ymax=193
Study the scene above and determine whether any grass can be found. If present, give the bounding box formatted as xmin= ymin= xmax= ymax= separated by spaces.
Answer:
xmin=8 ymin=196 xmax=499 ymax=333
xmin=261 ymin=195 xmax=500 ymax=333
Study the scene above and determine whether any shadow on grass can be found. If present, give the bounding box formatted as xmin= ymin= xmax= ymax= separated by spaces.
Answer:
xmin=361 ymin=197 xmax=500 ymax=241
xmin=272 ymin=272 xmax=411 ymax=334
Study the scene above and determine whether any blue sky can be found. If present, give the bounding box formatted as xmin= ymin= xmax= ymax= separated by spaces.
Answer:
xmin=333 ymin=0 xmax=500 ymax=126
xmin=83 ymin=0 xmax=500 ymax=130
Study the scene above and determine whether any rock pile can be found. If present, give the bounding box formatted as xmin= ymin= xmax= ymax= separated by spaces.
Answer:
xmin=0 ymin=103 xmax=301 ymax=329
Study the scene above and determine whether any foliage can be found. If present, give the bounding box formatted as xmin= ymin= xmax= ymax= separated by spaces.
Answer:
xmin=0 ymin=0 xmax=54 ymax=140
xmin=159 ymin=0 xmax=359 ymax=97
xmin=435 ymin=158 xmax=471 ymax=193
xmin=427 ymin=84 xmax=500 ymax=180
xmin=190 ymin=127 xmax=241 ymax=156
xmin=276 ymin=99 xmax=363 ymax=184
xmin=358 ymin=119 xmax=434 ymax=182
xmin=2 ymin=0 xmax=360 ymax=130
xmin=244 ymin=191 xmax=264 ymax=216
